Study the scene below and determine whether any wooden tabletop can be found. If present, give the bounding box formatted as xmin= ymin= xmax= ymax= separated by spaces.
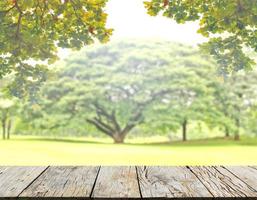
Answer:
xmin=0 ymin=166 xmax=257 ymax=199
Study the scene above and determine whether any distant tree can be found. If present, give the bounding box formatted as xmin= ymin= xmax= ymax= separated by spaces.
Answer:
xmin=149 ymin=65 xmax=214 ymax=141
xmin=245 ymin=104 xmax=257 ymax=135
xmin=232 ymin=71 xmax=257 ymax=140
xmin=0 ymin=78 xmax=16 ymax=139
xmin=0 ymin=98 xmax=15 ymax=139
xmin=208 ymin=71 xmax=257 ymax=140
xmin=29 ymin=41 xmax=215 ymax=143
xmin=208 ymin=81 xmax=234 ymax=138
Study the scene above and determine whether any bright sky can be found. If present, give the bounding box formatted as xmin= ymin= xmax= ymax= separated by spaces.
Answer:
xmin=59 ymin=0 xmax=207 ymax=59
xmin=106 ymin=0 xmax=207 ymax=45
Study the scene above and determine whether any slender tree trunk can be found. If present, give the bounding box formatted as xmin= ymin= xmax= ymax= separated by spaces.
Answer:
xmin=234 ymin=132 xmax=240 ymax=140
xmin=234 ymin=118 xmax=240 ymax=140
xmin=234 ymin=96 xmax=242 ymax=141
xmin=7 ymin=119 xmax=11 ymax=140
xmin=2 ymin=119 xmax=6 ymax=140
xmin=182 ymin=119 xmax=187 ymax=141
xmin=225 ymin=126 xmax=230 ymax=137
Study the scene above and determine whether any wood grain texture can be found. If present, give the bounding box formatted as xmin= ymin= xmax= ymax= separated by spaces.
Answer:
xmin=0 ymin=166 xmax=47 ymax=197
xmin=189 ymin=166 xmax=257 ymax=197
xmin=225 ymin=166 xmax=257 ymax=193
xmin=1 ymin=166 xmax=257 ymax=198
xmin=92 ymin=166 xmax=140 ymax=198
xmin=137 ymin=166 xmax=212 ymax=198
xmin=20 ymin=166 xmax=99 ymax=198
xmin=250 ymin=166 xmax=257 ymax=171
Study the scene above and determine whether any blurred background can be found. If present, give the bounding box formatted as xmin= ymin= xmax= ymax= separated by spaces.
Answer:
xmin=0 ymin=0 xmax=257 ymax=165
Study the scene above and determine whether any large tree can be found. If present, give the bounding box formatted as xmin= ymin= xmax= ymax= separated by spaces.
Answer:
xmin=25 ymin=41 xmax=215 ymax=143
xmin=0 ymin=0 xmax=112 ymax=97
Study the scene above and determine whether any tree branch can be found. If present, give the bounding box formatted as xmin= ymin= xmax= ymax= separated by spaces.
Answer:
xmin=14 ymin=0 xmax=23 ymax=39
xmin=93 ymin=117 xmax=116 ymax=133
xmin=5 ymin=5 xmax=15 ymax=13
xmin=121 ymin=111 xmax=144 ymax=136
xmin=137 ymin=89 xmax=172 ymax=109
xmin=92 ymin=102 xmax=121 ymax=132
xmin=93 ymin=102 xmax=112 ymax=119
xmin=86 ymin=118 xmax=113 ymax=137
xmin=111 ymin=110 xmax=121 ymax=132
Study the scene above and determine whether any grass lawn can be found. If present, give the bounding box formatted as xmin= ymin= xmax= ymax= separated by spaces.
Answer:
xmin=0 ymin=135 xmax=257 ymax=165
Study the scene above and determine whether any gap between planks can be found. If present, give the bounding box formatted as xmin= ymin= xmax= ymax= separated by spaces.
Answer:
xmin=89 ymin=166 xmax=101 ymax=198
xmin=18 ymin=166 xmax=50 ymax=197
xmin=189 ymin=166 xmax=257 ymax=197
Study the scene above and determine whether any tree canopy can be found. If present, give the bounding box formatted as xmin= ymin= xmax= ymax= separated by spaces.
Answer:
xmin=1 ymin=2 xmax=257 ymax=143
xmin=144 ymin=0 xmax=257 ymax=74
xmin=1 ymin=40 xmax=257 ymax=142
xmin=1 ymin=1 xmax=257 ymax=98
xmin=20 ymin=40 xmax=217 ymax=143
xmin=0 ymin=0 xmax=112 ymax=97
xmin=210 ymin=70 xmax=257 ymax=140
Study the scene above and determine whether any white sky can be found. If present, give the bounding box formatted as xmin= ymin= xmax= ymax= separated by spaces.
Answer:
xmin=106 ymin=0 xmax=207 ymax=45
xmin=59 ymin=0 xmax=207 ymax=59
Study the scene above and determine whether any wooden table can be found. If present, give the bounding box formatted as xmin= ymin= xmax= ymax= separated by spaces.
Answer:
xmin=0 ymin=166 xmax=257 ymax=199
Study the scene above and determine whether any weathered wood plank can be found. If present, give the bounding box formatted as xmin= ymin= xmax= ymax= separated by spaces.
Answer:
xmin=249 ymin=166 xmax=257 ymax=171
xmin=137 ymin=166 xmax=212 ymax=198
xmin=225 ymin=166 xmax=257 ymax=192
xmin=189 ymin=166 xmax=257 ymax=197
xmin=20 ymin=166 xmax=99 ymax=198
xmin=1 ymin=166 xmax=256 ymax=199
xmin=0 ymin=166 xmax=47 ymax=197
xmin=0 ymin=167 xmax=9 ymax=175
xmin=92 ymin=166 xmax=140 ymax=198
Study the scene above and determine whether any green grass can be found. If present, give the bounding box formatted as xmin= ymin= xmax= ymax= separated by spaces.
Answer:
xmin=0 ymin=135 xmax=257 ymax=165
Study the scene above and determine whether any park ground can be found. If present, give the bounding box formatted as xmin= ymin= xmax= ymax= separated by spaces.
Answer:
xmin=0 ymin=135 xmax=257 ymax=165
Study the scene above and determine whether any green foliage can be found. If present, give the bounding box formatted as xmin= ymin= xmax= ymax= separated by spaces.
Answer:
xmin=245 ymin=105 xmax=257 ymax=135
xmin=1 ymin=0 xmax=256 ymax=99
xmin=206 ymin=70 xmax=257 ymax=139
xmin=0 ymin=93 xmax=17 ymax=139
xmin=144 ymin=0 xmax=257 ymax=73
xmin=0 ymin=0 xmax=112 ymax=98
xmin=3 ymin=40 xmax=257 ymax=143
xmin=21 ymin=40 xmax=218 ymax=142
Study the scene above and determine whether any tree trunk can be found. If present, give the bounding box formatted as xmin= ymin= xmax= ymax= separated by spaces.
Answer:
xmin=112 ymin=133 xmax=125 ymax=144
xmin=86 ymin=104 xmax=142 ymax=144
xmin=234 ymin=133 xmax=240 ymax=140
xmin=2 ymin=119 xmax=6 ymax=140
xmin=182 ymin=119 xmax=187 ymax=141
xmin=234 ymin=118 xmax=240 ymax=140
xmin=225 ymin=126 xmax=229 ymax=137
xmin=7 ymin=119 xmax=11 ymax=140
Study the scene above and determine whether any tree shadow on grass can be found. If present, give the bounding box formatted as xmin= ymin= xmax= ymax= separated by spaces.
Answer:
xmin=11 ymin=137 xmax=106 ymax=145
xmin=9 ymin=136 xmax=257 ymax=147
xmin=138 ymin=137 xmax=257 ymax=147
